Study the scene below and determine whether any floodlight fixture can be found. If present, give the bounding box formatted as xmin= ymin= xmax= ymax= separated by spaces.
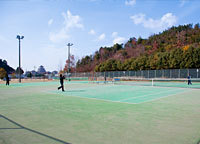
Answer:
xmin=67 ymin=43 xmax=73 ymax=47
xmin=16 ymin=35 xmax=20 ymax=39
xmin=16 ymin=35 xmax=24 ymax=40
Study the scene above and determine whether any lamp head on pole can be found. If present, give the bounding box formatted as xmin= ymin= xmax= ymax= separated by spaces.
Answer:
xmin=16 ymin=35 xmax=24 ymax=40
xmin=67 ymin=43 xmax=73 ymax=47
xmin=16 ymin=35 xmax=20 ymax=39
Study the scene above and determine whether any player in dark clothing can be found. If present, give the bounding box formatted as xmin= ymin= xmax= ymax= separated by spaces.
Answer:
xmin=5 ymin=73 xmax=9 ymax=86
xmin=187 ymin=74 xmax=192 ymax=85
xmin=104 ymin=75 xmax=107 ymax=84
xmin=58 ymin=74 xmax=65 ymax=91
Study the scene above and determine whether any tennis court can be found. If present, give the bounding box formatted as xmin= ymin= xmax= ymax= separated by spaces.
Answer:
xmin=51 ymin=83 xmax=189 ymax=104
xmin=1 ymin=80 xmax=200 ymax=144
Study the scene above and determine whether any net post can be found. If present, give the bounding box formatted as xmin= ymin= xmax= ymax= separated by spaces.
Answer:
xmin=152 ymin=79 xmax=154 ymax=86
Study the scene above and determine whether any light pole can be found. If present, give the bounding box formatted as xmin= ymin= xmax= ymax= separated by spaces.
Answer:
xmin=67 ymin=43 xmax=73 ymax=80
xmin=16 ymin=35 xmax=24 ymax=83
xmin=67 ymin=43 xmax=73 ymax=73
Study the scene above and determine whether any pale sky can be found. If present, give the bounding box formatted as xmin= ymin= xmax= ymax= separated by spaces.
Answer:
xmin=0 ymin=0 xmax=200 ymax=71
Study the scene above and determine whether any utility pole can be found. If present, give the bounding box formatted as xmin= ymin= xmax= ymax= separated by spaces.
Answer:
xmin=67 ymin=43 xmax=73 ymax=80
xmin=16 ymin=35 xmax=24 ymax=83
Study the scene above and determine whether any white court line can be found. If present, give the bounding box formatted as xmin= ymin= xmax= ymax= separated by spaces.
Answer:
xmin=45 ymin=90 xmax=138 ymax=104
xmin=1 ymin=89 xmax=193 ymax=107
xmin=134 ymin=89 xmax=193 ymax=104
xmin=117 ymin=88 xmax=186 ymax=102
xmin=45 ymin=88 xmax=190 ymax=105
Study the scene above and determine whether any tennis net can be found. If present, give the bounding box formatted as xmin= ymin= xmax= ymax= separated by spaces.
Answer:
xmin=114 ymin=78 xmax=200 ymax=89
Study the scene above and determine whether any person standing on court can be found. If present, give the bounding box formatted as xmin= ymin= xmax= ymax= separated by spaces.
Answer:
xmin=5 ymin=73 xmax=9 ymax=86
xmin=187 ymin=74 xmax=192 ymax=85
xmin=104 ymin=75 xmax=107 ymax=84
xmin=58 ymin=74 xmax=65 ymax=91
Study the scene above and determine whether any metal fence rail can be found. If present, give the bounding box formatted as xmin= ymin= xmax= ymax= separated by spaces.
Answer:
xmin=70 ymin=69 xmax=200 ymax=79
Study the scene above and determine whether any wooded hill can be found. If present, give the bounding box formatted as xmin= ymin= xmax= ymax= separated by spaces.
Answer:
xmin=76 ymin=24 xmax=200 ymax=72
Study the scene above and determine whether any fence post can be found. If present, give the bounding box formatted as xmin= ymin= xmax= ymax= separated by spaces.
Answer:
xmin=179 ymin=69 xmax=180 ymax=78
xmin=141 ymin=70 xmax=143 ymax=78
xmin=170 ymin=70 xmax=171 ymax=78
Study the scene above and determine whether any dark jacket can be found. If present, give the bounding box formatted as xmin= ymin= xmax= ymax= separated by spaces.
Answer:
xmin=60 ymin=75 xmax=65 ymax=84
xmin=6 ymin=74 xmax=9 ymax=81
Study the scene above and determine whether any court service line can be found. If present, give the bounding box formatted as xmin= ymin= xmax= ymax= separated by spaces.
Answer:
xmin=50 ymin=90 xmax=189 ymax=105
xmin=133 ymin=89 xmax=192 ymax=105
xmin=45 ymin=91 xmax=140 ymax=104
xmin=118 ymin=88 xmax=185 ymax=102
xmin=45 ymin=88 xmax=188 ymax=105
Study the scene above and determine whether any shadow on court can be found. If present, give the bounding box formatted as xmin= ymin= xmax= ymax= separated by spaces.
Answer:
xmin=0 ymin=114 xmax=71 ymax=144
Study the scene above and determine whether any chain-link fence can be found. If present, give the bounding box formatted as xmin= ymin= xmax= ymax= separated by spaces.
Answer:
xmin=70 ymin=69 xmax=200 ymax=79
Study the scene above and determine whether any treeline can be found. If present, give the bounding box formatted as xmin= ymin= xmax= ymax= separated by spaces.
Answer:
xmin=95 ymin=45 xmax=200 ymax=71
xmin=76 ymin=43 xmax=124 ymax=72
xmin=76 ymin=23 xmax=200 ymax=72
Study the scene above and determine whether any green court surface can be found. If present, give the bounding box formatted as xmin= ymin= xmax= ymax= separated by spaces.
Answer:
xmin=51 ymin=84 xmax=188 ymax=104
xmin=0 ymin=81 xmax=200 ymax=144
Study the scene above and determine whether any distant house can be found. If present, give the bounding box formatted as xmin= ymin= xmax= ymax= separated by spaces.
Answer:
xmin=37 ymin=65 xmax=46 ymax=74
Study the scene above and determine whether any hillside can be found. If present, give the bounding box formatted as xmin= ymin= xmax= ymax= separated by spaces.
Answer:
xmin=76 ymin=24 xmax=200 ymax=72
